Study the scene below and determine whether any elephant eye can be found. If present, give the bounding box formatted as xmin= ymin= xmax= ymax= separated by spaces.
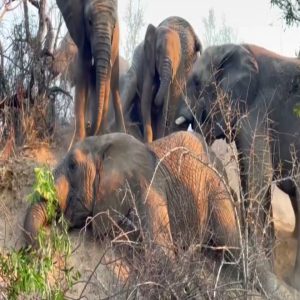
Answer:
xmin=68 ymin=159 xmax=77 ymax=172
xmin=88 ymin=18 xmax=93 ymax=26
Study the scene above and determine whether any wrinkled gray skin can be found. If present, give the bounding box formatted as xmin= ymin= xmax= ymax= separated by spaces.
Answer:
xmin=178 ymin=43 xmax=300 ymax=289
xmin=56 ymin=0 xmax=125 ymax=145
xmin=128 ymin=16 xmax=202 ymax=142
xmin=24 ymin=132 xmax=238 ymax=249
xmin=23 ymin=131 xmax=300 ymax=299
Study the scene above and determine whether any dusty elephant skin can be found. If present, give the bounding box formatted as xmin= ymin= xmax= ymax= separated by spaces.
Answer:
xmin=24 ymin=132 xmax=238 ymax=251
xmin=23 ymin=131 xmax=300 ymax=299
xmin=121 ymin=16 xmax=202 ymax=143
xmin=56 ymin=0 xmax=125 ymax=146
xmin=178 ymin=43 xmax=300 ymax=289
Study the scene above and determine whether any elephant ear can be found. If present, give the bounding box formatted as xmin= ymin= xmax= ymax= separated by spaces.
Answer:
xmin=214 ymin=44 xmax=259 ymax=105
xmin=144 ymin=24 xmax=157 ymax=77
xmin=56 ymin=0 xmax=85 ymax=50
xmin=96 ymin=135 xmax=154 ymax=180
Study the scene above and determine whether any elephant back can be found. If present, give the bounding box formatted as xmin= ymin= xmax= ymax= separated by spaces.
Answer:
xmin=148 ymin=131 xmax=238 ymax=248
xmin=149 ymin=131 xmax=209 ymax=165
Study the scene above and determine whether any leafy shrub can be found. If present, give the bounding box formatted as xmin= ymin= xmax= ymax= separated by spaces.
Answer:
xmin=0 ymin=167 xmax=80 ymax=299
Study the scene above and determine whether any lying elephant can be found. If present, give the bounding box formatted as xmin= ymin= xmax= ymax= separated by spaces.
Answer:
xmin=24 ymin=131 xmax=238 ymax=252
xmin=23 ymin=131 xmax=300 ymax=298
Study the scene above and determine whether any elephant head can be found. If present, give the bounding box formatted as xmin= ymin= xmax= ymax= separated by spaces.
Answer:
xmin=144 ymin=24 xmax=182 ymax=108
xmin=141 ymin=17 xmax=202 ymax=142
xmin=178 ymin=44 xmax=259 ymax=144
xmin=23 ymin=133 xmax=154 ymax=244
xmin=56 ymin=0 xmax=121 ymax=138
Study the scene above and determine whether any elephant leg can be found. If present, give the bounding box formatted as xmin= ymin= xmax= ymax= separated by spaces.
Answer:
xmin=155 ymin=108 xmax=166 ymax=139
xmin=85 ymin=66 xmax=96 ymax=136
xmin=209 ymin=175 xmax=241 ymax=261
xmin=111 ymin=57 xmax=126 ymax=133
xmin=236 ymin=113 xmax=273 ymax=256
xmin=155 ymin=86 xmax=170 ymax=139
xmin=141 ymin=186 xmax=174 ymax=258
xmin=98 ymin=67 xmax=112 ymax=135
xmin=69 ymin=58 xmax=89 ymax=149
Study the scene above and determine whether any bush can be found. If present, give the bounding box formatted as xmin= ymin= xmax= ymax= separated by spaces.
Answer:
xmin=0 ymin=167 xmax=80 ymax=299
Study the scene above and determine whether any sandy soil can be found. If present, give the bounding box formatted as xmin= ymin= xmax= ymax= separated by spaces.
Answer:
xmin=0 ymin=134 xmax=298 ymax=298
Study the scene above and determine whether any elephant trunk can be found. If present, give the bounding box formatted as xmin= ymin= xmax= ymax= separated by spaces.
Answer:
xmin=90 ymin=26 xmax=113 ymax=135
xmin=154 ymin=58 xmax=172 ymax=107
xmin=23 ymin=173 xmax=70 ymax=246
xmin=23 ymin=200 xmax=48 ymax=246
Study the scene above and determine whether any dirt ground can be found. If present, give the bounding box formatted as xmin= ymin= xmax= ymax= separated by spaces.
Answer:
xmin=0 ymin=132 xmax=298 ymax=298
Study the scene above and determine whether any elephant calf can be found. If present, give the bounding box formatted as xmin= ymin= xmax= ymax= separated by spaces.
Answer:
xmin=24 ymin=131 xmax=239 ymax=255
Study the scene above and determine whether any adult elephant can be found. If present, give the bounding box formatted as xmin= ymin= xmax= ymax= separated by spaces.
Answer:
xmin=176 ymin=43 xmax=300 ymax=288
xmin=56 ymin=0 xmax=125 ymax=145
xmin=141 ymin=16 xmax=202 ymax=142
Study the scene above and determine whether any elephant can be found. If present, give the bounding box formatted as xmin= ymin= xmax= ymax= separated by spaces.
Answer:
xmin=23 ymin=131 xmax=238 ymax=252
xmin=176 ymin=43 xmax=300 ymax=288
xmin=23 ymin=131 xmax=300 ymax=299
xmin=50 ymin=31 xmax=129 ymax=138
xmin=139 ymin=16 xmax=202 ymax=142
xmin=56 ymin=0 xmax=125 ymax=145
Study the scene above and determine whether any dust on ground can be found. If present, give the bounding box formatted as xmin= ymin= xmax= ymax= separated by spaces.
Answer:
xmin=0 ymin=134 xmax=297 ymax=298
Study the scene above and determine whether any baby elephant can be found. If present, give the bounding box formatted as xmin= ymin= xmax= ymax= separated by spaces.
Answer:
xmin=24 ymin=131 xmax=239 ymax=254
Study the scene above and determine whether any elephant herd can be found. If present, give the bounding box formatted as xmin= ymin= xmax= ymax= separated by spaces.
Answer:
xmin=23 ymin=0 xmax=300 ymax=297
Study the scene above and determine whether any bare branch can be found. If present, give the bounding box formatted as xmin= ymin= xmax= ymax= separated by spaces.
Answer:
xmin=123 ymin=0 xmax=145 ymax=62
xmin=43 ymin=17 xmax=54 ymax=56
xmin=23 ymin=0 xmax=31 ymax=43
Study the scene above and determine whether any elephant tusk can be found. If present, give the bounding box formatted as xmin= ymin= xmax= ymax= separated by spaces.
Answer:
xmin=91 ymin=57 xmax=94 ymax=66
xmin=175 ymin=116 xmax=186 ymax=125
